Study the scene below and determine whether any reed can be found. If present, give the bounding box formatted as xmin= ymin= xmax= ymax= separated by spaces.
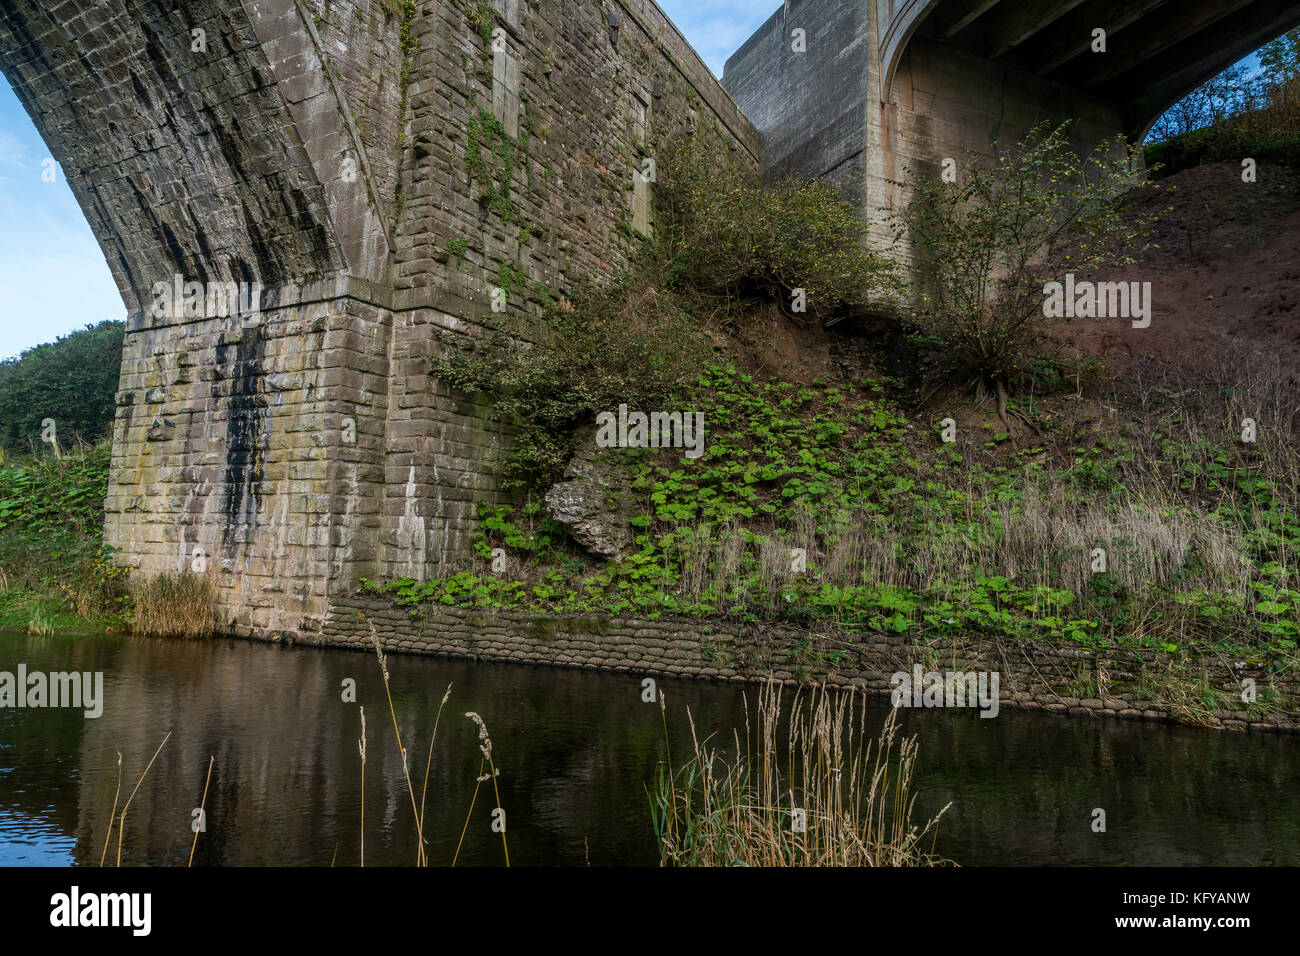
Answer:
xmin=98 ymin=751 xmax=122 ymax=867
xmin=362 ymin=621 xmax=467 ymax=866
xmin=129 ymin=571 xmax=215 ymax=639
xmin=26 ymin=609 xmax=54 ymax=637
xmin=651 ymin=681 xmax=950 ymax=867
xmin=460 ymin=711 xmax=509 ymax=866
xmin=358 ymin=706 xmax=367 ymax=867
xmin=367 ymin=622 xmax=428 ymax=865
xmin=188 ymin=755 xmax=215 ymax=867
xmin=418 ymin=683 xmax=454 ymax=861
xmin=114 ymin=730 xmax=173 ymax=867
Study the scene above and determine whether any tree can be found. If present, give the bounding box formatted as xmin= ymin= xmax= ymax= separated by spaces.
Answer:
xmin=0 ymin=321 xmax=125 ymax=453
xmin=889 ymin=123 xmax=1164 ymax=419
xmin=1148 ymin=64 xmax=1259 ymax=142
xmin=1260 ymin=27 xmax=1300 ymax=86
xmin=1147 ymin=30 xmax=1300 ymax=146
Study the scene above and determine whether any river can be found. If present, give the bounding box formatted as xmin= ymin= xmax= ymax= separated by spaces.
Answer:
xmin=1 ymin=630 xmax=1297 ymax=866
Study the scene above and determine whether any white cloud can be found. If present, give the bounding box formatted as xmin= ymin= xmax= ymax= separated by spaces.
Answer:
xmin=0 ymin=128 xmax=31 ymax=169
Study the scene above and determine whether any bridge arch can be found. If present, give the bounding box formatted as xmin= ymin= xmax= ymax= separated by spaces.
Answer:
xmin=724 ymin=0 xmax=1300 ymax=281
xmin=879 ymin=0 xmax=1300 ymax=142
xmin=0 ymin=0 xmax=392 ymax=318
xmin=878 ymin=0 xmax=942 ymax=104
xmin=0 ymin=0 xmax=761 ymax=641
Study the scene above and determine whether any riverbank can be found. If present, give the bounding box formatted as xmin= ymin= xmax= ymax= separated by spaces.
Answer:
xmin=344 ymin=347 xmax=1300 ymax=733
xmin=0 ymin=443 xmax=128 ymax=637
xmin=241 ymin=595 xmax=1300 ymax=733
xmin=10 ymin=405 xmax=1299 ymax=733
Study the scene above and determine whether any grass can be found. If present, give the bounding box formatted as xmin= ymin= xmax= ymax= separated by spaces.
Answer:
xmin=26 ymin=607 xmax=55 ymax=637
xmin=650 ymin=680 xmax=951 ymax=866
xmin=128 ymin=572 xmax=216 ymax=639
xmin=0 ymin=442 xmax=222 ymax=640
xmin=0 ymin=441 xmax=129 ymax=633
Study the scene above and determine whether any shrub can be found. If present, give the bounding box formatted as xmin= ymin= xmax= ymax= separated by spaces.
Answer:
xmin=890 ymin=122 xmax=1162 ymax=413
xmin=434 ymin=137 xmax=903 ymax=492
xmin=434 ymin=282 xmax=709 ymax=489
xmin=656 ymin=136 xmax=901 ymax=319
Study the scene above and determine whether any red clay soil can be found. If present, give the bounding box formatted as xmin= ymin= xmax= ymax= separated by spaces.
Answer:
xmin=1052 ymin=161 xmax=1300 ymax=388
xmin=726 ymin=160 xmax=1300 ymax=395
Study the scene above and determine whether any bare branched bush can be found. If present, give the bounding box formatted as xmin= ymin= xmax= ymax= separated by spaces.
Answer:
xmin=890 ymin=122 xmax=1164 ymax=416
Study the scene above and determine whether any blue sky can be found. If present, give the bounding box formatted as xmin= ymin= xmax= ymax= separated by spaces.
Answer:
xmin=659 ymin=0 xmax=773 ymax=76
xmin=0 ymin=82 xmax=122 ymax=361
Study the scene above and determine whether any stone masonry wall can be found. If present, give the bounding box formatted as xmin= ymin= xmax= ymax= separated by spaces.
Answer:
xmin=394 ymin=0 xmax=759 ymax=325
xmin=307 ymin=597 xmax=1300 ymax=733
xmin=372 ymin=0 xmax=760 ymax=584
xmin=8 ymin=0 xmax=760 ymax=637
xmin=107 ymin=280 xmax=394 ymax=637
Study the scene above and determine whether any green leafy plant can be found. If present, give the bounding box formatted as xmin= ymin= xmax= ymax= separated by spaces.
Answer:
xmin=656 ymin=136 xmax=901 ymax=320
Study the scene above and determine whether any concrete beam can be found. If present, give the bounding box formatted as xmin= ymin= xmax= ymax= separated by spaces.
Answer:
xmin=1078 ymin=0 xmax=1258 ymax=90
xmin=1029 ymin=0 xmax=1175 ymax=75
xmin=983 ymin=0 xmax=1088 ymax=58
xmin=936 ymin=0 xmax=1003 ymax=38
xmin=1122 ymin=0 xmax=1300 ymax=137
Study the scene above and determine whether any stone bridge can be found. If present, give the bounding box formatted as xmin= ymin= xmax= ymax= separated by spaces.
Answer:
xmin=0 ymin=0 xmax=757 ymax=638
xmin=724 ymin=0 xmax=1300 ymax=228
xmin=0 ymin=0 xmax=1296 ymax=642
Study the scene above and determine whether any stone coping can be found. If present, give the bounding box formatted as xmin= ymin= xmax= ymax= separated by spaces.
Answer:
xmin=222 ymin=597 xmax=1300 ymax=734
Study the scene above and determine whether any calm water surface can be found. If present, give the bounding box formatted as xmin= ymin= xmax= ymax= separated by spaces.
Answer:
xmin=1 ymin=630 xmax=1297 ymax=866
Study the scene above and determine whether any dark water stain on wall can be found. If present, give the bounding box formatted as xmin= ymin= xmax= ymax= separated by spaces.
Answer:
xmin=215 ymin=323 xmax=267 ymax=555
